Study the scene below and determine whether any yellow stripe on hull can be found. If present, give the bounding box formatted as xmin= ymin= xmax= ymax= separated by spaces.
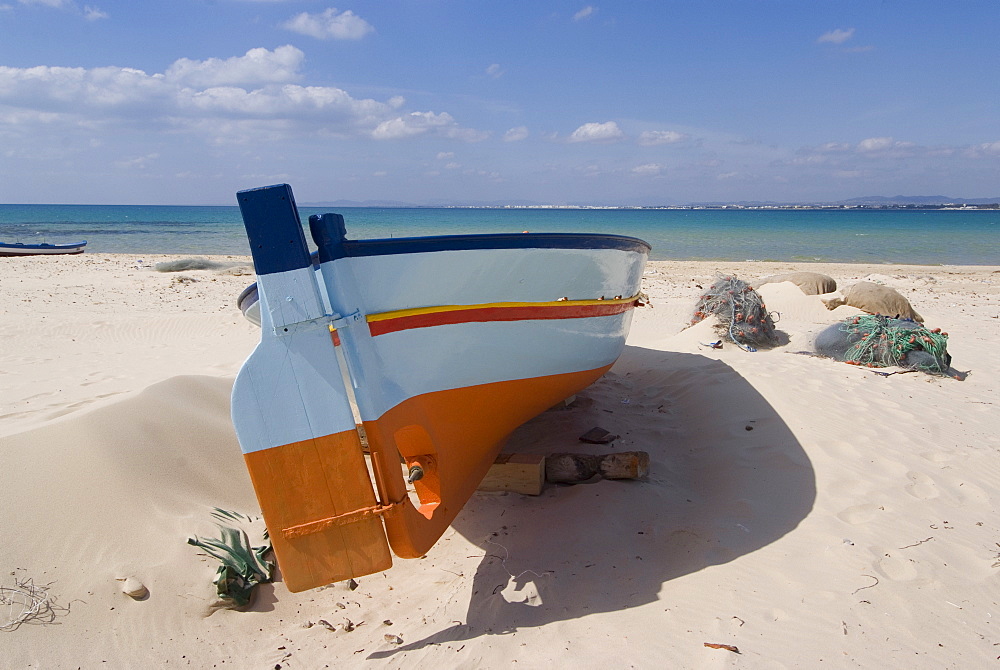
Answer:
xmin=366 ymin=293 xmax=640 ymax=324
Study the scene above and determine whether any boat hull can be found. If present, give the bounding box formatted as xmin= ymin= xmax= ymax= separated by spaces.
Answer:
xmin=363 ymin=365 xmax=613 ymax=559
xmin=0 ymin=241 xmax=87 ymax=256
xmin=231 ymin=185 xmax=649 ymax=591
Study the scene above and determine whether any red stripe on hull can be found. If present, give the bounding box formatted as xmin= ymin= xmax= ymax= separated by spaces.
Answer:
xmin=368 ymin=300 xmax=636 ymax=337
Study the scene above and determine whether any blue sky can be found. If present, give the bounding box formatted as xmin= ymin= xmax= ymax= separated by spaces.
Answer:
xmin=1 ymin=1 xmax=998 ymax=205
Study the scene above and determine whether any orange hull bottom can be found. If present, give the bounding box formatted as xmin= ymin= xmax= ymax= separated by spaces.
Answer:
xmin=244 ymin=364 xmax=612 ymax=592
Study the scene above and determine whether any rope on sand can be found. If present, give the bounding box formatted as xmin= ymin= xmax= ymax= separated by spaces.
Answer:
xmin=1 ymin=576 xmax=65 ymax=631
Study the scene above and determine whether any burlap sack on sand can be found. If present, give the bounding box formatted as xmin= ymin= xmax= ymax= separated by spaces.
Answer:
xmin=823 ymin=282 xmax=924 ymax=322
xmin=758 ymin=272 xmax=837 ymax=295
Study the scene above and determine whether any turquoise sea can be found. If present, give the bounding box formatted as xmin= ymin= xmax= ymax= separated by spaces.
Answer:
xmin=0 ymin=204 xmax=997 ymax=264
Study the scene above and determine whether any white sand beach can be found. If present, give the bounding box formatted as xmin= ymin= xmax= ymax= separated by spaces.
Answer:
xmin=2 ymin=254 xmax=999 ymax=668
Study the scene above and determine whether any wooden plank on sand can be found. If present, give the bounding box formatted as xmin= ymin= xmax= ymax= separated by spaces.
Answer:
xmin=478 ymin=453 xmax=545 ymax=495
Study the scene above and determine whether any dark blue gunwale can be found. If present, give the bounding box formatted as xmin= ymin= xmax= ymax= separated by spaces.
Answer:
xmin=308 ymin=211 xmax=649 ymax=264
xmin=339 ymin=232 xmax=651 ymax=257
xmin=240 ymin=185 xmax=651 ymax=274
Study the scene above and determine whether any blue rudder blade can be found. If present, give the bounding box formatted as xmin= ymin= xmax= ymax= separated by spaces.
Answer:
xmin=237 ymin=184 xmax=312 ymax=276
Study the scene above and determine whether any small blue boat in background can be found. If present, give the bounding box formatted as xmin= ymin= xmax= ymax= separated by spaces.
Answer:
xmin=0 ymin=240 xmax=87 ymax=256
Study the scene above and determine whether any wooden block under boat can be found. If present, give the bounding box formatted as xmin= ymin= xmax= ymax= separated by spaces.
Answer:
xmin=477 ymin=453 xmax=545 ymax=496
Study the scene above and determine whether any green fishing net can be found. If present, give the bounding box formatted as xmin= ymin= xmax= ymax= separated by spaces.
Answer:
xmin=692 ymin=275 xmax=779 ymax=350
xmin=824 ymin=314 xmax=952 ymax=375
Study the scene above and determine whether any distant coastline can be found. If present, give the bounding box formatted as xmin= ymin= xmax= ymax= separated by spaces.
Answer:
xmin=303 ymin=195 xmax=1000 ymax=211
xmin=365 ymin=203 xmax=1000 ymax=211
xmin=4 ymin=203 xmax=995 ymax=264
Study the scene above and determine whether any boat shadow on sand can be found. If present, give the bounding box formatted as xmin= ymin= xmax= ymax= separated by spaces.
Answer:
xmin=369 ymin=346 xmax=816 ymax=658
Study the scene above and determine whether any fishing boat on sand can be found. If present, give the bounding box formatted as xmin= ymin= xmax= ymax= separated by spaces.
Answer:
xmin=0 ymin=240 xmax=87 ymax=256
xmin=232 ymin=184 xmax=649 ymax=592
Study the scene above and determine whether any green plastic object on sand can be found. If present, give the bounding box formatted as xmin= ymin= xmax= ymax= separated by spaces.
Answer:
xmin=187 ymin=509 xmax=274 ymax=607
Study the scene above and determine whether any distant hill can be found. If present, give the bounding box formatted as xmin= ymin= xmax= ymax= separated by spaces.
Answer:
xmin=838 ymin=195 xmax=1000 ymax=206
xmin=690 ymin=195 xmax=1000 ymax=207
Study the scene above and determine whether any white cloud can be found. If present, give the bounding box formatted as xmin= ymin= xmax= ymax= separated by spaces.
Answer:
xmin=573 ymin=5 xmax=596 ymax=21
xmin=282 ymin=8 xmax=374 ymax=40
xmin=444 ymin=126 xmax=490 ymax=142
xmin=857 ymin=136 xmax=894 ymax=152
xmin=178 ymin=85 xmax=367 ymax=117
xmin=0 ymin=47 xmax=485 ymax=144
xmin=637 ymin=130 xmax=688 ymax=146
xmin=816 ymin=141 xmax=852 ymax=153
xmin=166 ymin=46 xmax=304 ymax=87
xmin=116 ymin=152 xmax=158 ymax=169
xmin=0 ymin=64 xmax=173 ymax=111
xmin=817 ymin=28 xmax=854 ymax=45
xmin=462 ymin=168 xmax=502 ymax=181
xmin=631 ymin=163 xmax=662 ymax=176
xmin=568 ymin=121 xmax=624 ymax=143
xmin=83 ymin=4 xmax=105 ymax=20
xmin=486 ymin=63 xmax=503 ymax=79
xmin=11 ymin=0 xmax=109 ymax=21
xmin=789 ymin=154 xmax=828 ymax=166
xmin=436 ymin=151 xmax=454 ymax=160
xmin=855 ymin=137 xmax=916 ymax=155
xmin=503 ymin=126 xmax=528 ymax=142
xmin=371 ymin=111 xmax=456 ymax=140
xmin=788 ymin=136 xmax=960 ymax=178
xmin=971 ymin=140 xmax=1000 ymax=156
xmin=18 ymin=0 xmax=70 ymax=6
